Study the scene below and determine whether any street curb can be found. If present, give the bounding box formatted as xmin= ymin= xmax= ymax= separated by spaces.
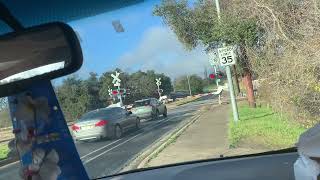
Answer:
xmin=137 ymin=114 xmax=201 ymax=168
xmin=119 ymin=105 xmax=214 ymax=172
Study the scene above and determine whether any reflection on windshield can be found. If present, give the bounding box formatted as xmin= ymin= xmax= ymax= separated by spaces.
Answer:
xmin=0 ymin=0 xmax=316 ymax=179
xmin=0 ymin=61 xmax=65 ymax=84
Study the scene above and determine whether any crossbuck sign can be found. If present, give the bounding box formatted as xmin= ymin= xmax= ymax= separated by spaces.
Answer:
xmin=111 ymin=71 xmax=121 ymax=87
xmin=218 ymin=46 xmax=236 ymax=66
xmin=156 ymin=78 xmax=161 ymax=86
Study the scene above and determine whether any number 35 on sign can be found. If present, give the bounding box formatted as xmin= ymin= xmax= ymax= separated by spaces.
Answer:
xmin=218 ymin=46 xmax=236 ymax=66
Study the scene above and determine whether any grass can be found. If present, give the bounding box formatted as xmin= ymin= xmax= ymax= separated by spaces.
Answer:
xmin=229 ymin=102 xmax=306 ymax=149
xmin=0 ymin=144 xmax=9 ymax=160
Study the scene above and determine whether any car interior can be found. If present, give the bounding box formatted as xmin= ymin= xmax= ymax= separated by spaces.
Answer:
xmin=0 ymin=1 xmax=314 ymax=180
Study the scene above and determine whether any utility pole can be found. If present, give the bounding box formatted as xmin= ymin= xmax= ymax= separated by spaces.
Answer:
xmin=187 ymin=75 xmax=192 ymax=96
xmin=215 ymin=0 xmax=239 ymax=122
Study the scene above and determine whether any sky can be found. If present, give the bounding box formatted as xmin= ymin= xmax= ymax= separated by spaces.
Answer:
xmin=66 ymin=0 xmax=211 ymax=81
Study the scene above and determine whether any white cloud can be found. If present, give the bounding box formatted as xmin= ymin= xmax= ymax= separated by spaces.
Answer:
xmin=117 ymin=26 xmax=210 ymax=78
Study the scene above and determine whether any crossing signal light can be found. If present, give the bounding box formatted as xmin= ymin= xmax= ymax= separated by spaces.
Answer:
xmin=217 ymin=72 xmax=223 ymax=79
xmin=209 ymin=74 xmax=216 ymax=79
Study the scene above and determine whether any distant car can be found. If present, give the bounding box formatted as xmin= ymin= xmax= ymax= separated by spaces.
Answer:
xmin=170 ymin=91 xmax=189 ymax=101
xmin=131 ymin=98 xmax=167 ymax=120
xmin=72 ymin=107 xmax=140 ymax=141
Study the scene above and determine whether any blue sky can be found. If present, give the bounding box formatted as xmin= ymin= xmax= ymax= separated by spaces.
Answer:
xmin=65 ymin=0 xmax=211 ymax=81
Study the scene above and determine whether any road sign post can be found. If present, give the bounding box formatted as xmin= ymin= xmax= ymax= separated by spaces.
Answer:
xmin=217 ymin=46 xmax=239 ymax=122
xmin=215 ymin=0 xmax=239 ymax=122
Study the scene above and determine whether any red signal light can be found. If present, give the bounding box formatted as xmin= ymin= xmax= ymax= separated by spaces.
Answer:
xmin=71 ymin=124 xmax=80 ymax=131
xmin=209 ymin=74 xmax=215 ymax=79
xmin=112 ymin=90 xmax=118 ymax=95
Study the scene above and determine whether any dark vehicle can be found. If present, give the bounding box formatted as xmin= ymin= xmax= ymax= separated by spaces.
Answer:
xmin=131 ymin=98 xmax=167 ymax=120
xmin=170 ymin=91 xmax=189 ymax=101
xmin=72 ymin=107 xmax=140 ymax=141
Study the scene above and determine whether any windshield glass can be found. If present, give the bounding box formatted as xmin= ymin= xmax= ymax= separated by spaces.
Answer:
xmin=0 ymin=0 xmax=317 ymax=179
xmin=78 ymin=110 xmax=107 ymax=121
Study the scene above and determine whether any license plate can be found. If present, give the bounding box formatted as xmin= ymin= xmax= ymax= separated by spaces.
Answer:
xmin=81 ymin=125 xmax=94 ymax=130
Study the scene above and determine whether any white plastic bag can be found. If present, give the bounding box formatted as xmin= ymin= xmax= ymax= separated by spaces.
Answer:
xmin=294 ymin=123 xmax=320 ymax=180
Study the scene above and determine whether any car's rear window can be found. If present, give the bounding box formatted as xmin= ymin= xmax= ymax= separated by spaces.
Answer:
xmin=78 ymin=108 xmax=117 ymax=121
xmin=134 ymin=100 xmax=150 ymax=107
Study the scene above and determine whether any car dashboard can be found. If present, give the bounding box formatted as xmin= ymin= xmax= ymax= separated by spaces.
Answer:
xmin=103 ymin=151 xmax=298 ymax=180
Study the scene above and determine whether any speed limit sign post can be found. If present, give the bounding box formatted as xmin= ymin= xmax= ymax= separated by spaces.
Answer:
xmin=218 ymin=46 xmax=236 ymax=66
xmin=218 ymin=45 xmax=239 ymax=122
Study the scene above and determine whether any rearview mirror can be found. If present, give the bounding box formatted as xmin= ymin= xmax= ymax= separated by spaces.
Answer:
xmin=0 ymin=22 xmax=83 ymax=97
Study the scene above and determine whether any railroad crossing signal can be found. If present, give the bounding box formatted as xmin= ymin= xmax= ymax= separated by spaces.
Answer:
xmin=108 ymin=88 xmax=113 ymax=97
xmin=111 ymin=71 xmax=121 ymax=85
xmin=207 ymin=49 xmax=219 ymax=66
xmin=156 ymin=78 xmax=161 ymax=86
xmin=111 ymin=71 xmax=123 ymax=106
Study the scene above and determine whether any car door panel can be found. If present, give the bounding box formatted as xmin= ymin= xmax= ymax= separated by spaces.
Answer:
xmin=156 ymin=100 xmax=164 ymax=114
xmin=120 ymin=109 xmax=134 ymax=131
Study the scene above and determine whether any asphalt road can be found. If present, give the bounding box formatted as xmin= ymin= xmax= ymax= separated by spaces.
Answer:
xmin=0 ymin=95 xmax=216 ymax=179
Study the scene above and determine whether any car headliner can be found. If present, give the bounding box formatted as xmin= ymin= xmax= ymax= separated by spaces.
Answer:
xmin=0 ymin=0 xmax=143 ymax=35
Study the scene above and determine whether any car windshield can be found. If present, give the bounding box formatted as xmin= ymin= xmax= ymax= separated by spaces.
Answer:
xmin=134 ymin=100 xmax=150 ymax=107
xmin=0 ymin=0 xmax=318 ymax=179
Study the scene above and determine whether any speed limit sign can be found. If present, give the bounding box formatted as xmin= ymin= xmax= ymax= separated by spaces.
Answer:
xmin=218 ymin=46 xmax=236 ymax=66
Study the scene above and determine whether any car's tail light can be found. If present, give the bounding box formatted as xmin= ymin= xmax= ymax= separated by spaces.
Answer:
xmin=95 ymin=120 xmax=108 ymax=127
xmin=71 ymin=124 xmax=80 ymax=131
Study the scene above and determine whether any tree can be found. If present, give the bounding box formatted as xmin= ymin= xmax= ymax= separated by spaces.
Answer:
xmin=83 ymin=72 xmax=103 ymax=110
xmin=126 ymin=70 xmax=173 ymax=103
xmin=55 ymin=76 xmax=89 ymax=122
xmin=154 ymin=0 xmax=259 ymax=107
xmin=99 ymin=71 xmax=114 ymax=105
xmin=174 ymin=74 xmax=204 ymax=95
xmin=55 ymin=69 xmax=174 ymax=121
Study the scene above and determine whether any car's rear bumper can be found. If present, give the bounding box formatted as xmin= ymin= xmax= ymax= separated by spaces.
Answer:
xmin=73 ymin=126 xmax=109 ymax=141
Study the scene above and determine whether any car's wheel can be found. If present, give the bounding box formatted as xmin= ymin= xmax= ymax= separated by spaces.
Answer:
xmin=135 ymin=118 xmax=141 ymax=129
xmin=114 ymin=125 xmax=122 ymax=139
xmin=163 ymin=107 xmax=167 ymax=117
xmin=152 ymin=110 xmax=159 ymax=120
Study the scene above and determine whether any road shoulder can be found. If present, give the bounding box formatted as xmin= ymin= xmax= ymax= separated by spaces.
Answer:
xmin=120 ymin=105 xmax=211 ymax=172
xmin=138 ymin=104 xmax=267 ymax=168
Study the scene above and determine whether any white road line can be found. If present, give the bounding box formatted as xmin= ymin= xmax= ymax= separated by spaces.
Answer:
xmin=83 ymin=133 xmax=141 ymax=164
xmin=83 ymin=117 xmax=175 ymax=165
xmin=0 ymin=160 xmax=19 ymax=170
xmin=80 ymin=139 xmax=122 ymax=159
xmin=0 ymin=113 xmax=188 ymax=170
xmin=80 ymin=117 xmax=167 ymax=160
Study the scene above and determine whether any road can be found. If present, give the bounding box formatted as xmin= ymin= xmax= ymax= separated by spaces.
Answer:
xmin=0 ymin=95 xmax=216 ymax=179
